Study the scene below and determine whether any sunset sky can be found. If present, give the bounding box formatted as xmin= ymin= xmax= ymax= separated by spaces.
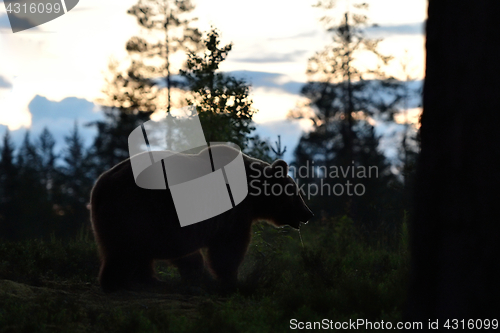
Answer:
xmin=0 ymin=0 xmax=426 ymax=161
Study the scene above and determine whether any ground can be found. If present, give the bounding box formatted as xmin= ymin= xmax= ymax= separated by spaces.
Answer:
xmin=0 ymin=217 xmax=409 ymax=333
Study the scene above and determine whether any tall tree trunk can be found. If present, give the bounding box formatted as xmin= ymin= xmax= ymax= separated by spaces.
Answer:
xmin=344 ymin=12 xmax=355 ymax=165
xmin=407 ymin=0 xmax=500 ymax=323
xmin=164 ymin=2 xmax=173 ymax=150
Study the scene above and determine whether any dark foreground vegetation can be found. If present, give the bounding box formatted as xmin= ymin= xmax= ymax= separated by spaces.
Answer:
xmin=0 ymin=216 xmax=409 ymax=332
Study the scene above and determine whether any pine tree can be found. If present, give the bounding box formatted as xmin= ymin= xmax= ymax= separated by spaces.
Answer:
xmin=102 ymin=0 xmax=201 ymax=115
xmin=290 ymin=3 xmax=401 ymax=224
xmin=93 ymin=0 xmax=202 ymax=174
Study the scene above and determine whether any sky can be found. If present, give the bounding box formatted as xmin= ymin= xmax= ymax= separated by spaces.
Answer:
xmin=0 ymin=0 xmax=426 ymax=161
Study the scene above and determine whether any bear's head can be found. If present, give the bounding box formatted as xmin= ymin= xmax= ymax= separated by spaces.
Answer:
xmin=247 ymin=159 xmax=313 ymax=229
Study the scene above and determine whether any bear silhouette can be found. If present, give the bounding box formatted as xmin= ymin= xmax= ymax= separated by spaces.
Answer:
xmin=90 ymin=145 xmax=313 ymax=292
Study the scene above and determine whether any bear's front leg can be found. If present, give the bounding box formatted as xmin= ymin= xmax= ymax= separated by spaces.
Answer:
xmin=206 ymin=231 xmax=251 ymax=291
xmin=170 ymin=250 xmax=208 ymax=283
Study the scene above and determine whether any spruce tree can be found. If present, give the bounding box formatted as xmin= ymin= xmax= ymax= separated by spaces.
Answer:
xmin=15 ymin=132 xmax=55 ymax=239
xmin=60 ymin=122 xmax=92 ymax=235
xmin=36 ymin=128 xmax=58 ymax=202
xmin=0 ymin=130 xmax=18 ymax=239
xmin=180 ymin=29 xmax=266 ymax=154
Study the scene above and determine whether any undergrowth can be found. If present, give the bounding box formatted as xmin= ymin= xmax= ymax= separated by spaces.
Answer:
xmin=0 ymin=216 xmax=410 ymax=332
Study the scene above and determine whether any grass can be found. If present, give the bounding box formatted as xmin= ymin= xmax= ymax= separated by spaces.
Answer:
xmin=0 ymin=216 xmax=410 ymax=332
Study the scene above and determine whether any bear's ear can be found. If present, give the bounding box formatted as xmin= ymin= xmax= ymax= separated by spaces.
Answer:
xmin=271 ymin=159 xmax=288 ymax=178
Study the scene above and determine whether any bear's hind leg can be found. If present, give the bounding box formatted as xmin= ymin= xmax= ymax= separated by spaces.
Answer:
xmin=99 ymin=255 xmax=158 ymax=292
xmin=99 ymin=255 xmax=130 ymax=292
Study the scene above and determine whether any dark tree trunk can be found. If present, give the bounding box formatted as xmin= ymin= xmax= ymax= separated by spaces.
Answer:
xmin=407 ymin=0 xmax=500 ymax=324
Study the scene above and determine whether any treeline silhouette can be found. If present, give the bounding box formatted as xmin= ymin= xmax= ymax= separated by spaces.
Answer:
xmin=0 ymin=109 xmax=146 ymax=240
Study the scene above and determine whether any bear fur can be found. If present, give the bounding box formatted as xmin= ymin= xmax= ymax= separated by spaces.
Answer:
xmin=90 ymin=145 xmax=313 ymax=292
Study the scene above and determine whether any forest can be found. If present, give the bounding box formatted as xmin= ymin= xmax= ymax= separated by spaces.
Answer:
xmin=1 ymin=0 xmax=498 ymax=331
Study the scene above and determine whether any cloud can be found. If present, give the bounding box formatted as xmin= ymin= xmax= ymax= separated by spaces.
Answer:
xmin=153 ymin=70 xmax=306 ymax=95
xmin=28 ymin=95 xmax=103 ymax=146
xmin=366 ymin=22 xmax=425 ymax=37
xmin=1 ymin=95 xmax=104 ymax=153
xmin=228 ymin=71 xmax=423 ymax=101
xmin=0 ymin=75 xmax=12 ymax=89
xmin=232 ymin=50 xmax=308 ymax=64
xmin=29 ymin=95 xmax=99 ymax=124
xmin=267 ymin=30 xmax=319 ymax=41
xmin=228 ymin=70 xmax=304 ymax=95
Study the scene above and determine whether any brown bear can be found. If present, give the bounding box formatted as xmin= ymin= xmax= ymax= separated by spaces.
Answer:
xmin=90 ymin=145 xmax=313 ymax=292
